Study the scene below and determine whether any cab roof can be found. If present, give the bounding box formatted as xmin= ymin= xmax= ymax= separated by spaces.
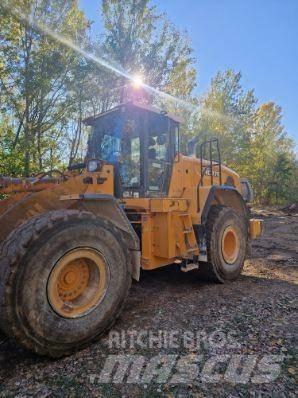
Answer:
xmin=83 ymin=101 xmax=183 ymax=126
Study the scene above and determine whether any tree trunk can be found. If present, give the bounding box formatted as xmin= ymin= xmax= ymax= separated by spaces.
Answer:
xmin=23 ymin=25 xmax=32 ymax=177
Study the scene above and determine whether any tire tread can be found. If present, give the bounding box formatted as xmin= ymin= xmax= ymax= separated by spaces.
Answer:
xmin=0 ymin=210 xmax=131 ymax=357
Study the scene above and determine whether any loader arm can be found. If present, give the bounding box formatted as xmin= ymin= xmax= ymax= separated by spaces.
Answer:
xmin=0 ymin=170 xmax=139 ymax=253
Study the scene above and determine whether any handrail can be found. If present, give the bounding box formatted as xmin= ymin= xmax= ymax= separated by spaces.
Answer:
xmin=199 ymin=139 xmax=222 ymax=186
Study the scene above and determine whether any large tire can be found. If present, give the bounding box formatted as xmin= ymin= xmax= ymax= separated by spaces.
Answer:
xmin=0 ymin=210 xmax=131 ymax=357
xmin=198 ymin=205 xmax=248 ymax=282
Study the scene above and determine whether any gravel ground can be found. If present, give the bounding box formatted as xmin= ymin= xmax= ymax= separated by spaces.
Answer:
xmin=0 ymin=208 xmax=297 ymax=397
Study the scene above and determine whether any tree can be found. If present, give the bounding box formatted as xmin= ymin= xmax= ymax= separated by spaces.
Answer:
xmin=0 ymin=116 xmax=24 ymax=176
xmin=66 ymin=0 xmax=199 ymax=163
xmin=100 ymin=0 xmax=196 ymax=105
xmin=187 ymin=70 xmax=297 ymax=204
xmin=269 ymin=153 xmax=297 ymax=204
xmin=0 ymin=0 xmax=88 ymax=175
xmin=245 ymin=102 xmax=290 ymax=202
xmin=0 ymin=1 xmax=296 ymax=205
xmin=190 ymin=70 xmax=256 ymax=163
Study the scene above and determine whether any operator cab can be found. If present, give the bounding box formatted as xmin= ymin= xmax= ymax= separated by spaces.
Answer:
xmin=84 ymin=102 xmax=181 ymax=198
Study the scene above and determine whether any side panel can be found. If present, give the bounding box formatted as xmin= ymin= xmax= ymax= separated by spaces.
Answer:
xmin=140 ymin=198 xmax=199 ymax=270
xmin=168 ymin=155 xmax=242 ymax=224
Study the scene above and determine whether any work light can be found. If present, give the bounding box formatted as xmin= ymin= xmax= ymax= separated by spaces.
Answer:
xmin=87 ymin=159 xmax=102 ymax=172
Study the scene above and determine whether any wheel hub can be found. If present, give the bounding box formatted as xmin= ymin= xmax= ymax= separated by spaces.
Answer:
xmin=57 ymin=259 xmax=89 ymax=301
xmin=47 ymin=248 xmax=108 ymax=318
xmin=221 ymin=225 xmax=240 ymax=264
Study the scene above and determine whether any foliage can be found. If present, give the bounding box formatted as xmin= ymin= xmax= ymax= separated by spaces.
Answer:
xmin=0 ymin=116 xmax=24 ymax=176
xmin=0 ymin=0 xmax=88 ymax=175
xmin=101 ymin=0 xmax=196 ymax=104
xmin=0 ymin=1 xmax=296 ymax=203
xmin=269 ymin=153 xmax=298 ymax=204
xmin=187 ymin=70 xmax=297 ymax=204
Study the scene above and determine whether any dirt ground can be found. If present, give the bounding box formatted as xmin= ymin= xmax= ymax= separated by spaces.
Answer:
xmin=0 ymin=208 xmax=297 ymax=397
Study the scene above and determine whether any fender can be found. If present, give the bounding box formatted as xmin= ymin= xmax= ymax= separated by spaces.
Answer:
xmin=60 ymin=193 xmax=141 ymax=281
xmin=194 ymin=185 xmax=250 ymax=263
xmin=60 ymin=193 xmax=139 ymax=250
xmin=0 ymin=186 xmax=140 ymax=280
xmin=200 ymin=185 xmax=250 ymax=225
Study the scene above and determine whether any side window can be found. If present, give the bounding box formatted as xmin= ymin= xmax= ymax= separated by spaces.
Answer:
xmin=147 ymin=116 xmax=172 ymax=195
xmin=100 ymin=135 xmax=120 ymax=162
xmin=131 ymin=137 xmax=140 ymax=162
xmin=119 ymin=121 xmax=141 ymax=188
xmin=148 ymin=133 xmax=169 ymax=161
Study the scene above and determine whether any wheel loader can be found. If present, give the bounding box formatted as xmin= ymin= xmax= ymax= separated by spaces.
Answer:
xmin=0 ymin=101 xmax=263 ymax=357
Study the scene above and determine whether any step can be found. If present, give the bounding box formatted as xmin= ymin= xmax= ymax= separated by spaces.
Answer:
xmin=181 ymin=263 xmax=199 ymax=272
xmin=186 ymin=246 xmax=199 ymax=253
xmin=199 ymin=252 xmax=208 ymax=262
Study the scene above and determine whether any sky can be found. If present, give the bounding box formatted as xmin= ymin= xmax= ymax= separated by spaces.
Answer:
xmin=78 ymin=0 xmax=298 ymax=143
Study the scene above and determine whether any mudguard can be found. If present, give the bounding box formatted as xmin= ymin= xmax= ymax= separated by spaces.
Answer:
xmin=201 ymin=185 xmax=250 ymax=225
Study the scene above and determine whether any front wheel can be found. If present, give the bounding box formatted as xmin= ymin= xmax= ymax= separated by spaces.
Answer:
xmin=198 ymin=205 xmax=248 ymax=282
xmin=0 ymin=210 xmax=131 ymax=357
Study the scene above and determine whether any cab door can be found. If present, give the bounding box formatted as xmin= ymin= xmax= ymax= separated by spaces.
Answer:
xmin=145 ymin=113 xmax=178 ymax=197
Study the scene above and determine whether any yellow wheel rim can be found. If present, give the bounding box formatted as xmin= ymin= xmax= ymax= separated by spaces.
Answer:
xmin=221 ymin=225 xmax=240 ymax=264
xmin=47 ymin=248 xmax=108 ymax=318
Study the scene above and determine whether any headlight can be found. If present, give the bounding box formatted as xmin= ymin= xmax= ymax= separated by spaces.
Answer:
xmin=87 ymin=159 xmax=102 ymax=172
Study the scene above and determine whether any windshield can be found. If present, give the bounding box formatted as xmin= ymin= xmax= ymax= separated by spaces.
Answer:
xmin=95 ymin=115 xmax=141 ymax=188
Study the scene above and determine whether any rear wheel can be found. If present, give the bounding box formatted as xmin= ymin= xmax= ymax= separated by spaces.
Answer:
xmin=0 ymin=210 xmax=131 ymax=357
xmin=198 ymin=205 xmax=247 ymax=282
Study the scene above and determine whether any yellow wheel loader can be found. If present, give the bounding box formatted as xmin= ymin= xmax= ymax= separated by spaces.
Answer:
xmin=0 ymin=102 xmax=262 ymax=357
